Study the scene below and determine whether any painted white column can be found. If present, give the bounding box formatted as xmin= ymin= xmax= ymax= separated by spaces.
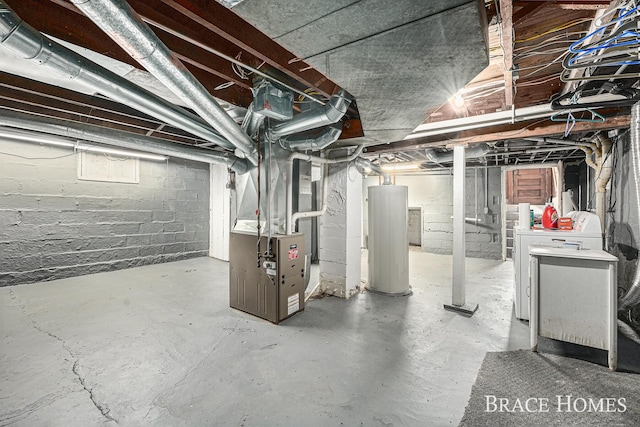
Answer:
xmin=445 ymin=145 xmax=478 ymax=315
xmin=452 ymin=145 xmax=466 ymax=306
xmin=209 ymin=164 xmax=230 ymax=261
xmin=319 ymin=162 xmax=362 ymax=298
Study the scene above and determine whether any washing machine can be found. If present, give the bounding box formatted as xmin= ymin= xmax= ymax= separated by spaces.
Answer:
xmin=513 ymin=211 xmax=603 ymax=320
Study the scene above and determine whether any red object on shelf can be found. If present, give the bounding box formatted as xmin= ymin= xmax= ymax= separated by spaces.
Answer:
xmin=558 ymin=217 xmax=573 ymax=230
xmin=542 ymin=204 xmax=558 ymax=229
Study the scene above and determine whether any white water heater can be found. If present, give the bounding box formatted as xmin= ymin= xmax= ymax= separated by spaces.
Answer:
xmin=367 ymin=184 xmax=411 ymax=295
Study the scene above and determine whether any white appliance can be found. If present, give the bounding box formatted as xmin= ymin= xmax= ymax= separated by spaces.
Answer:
xmin=529 ymin=246 xmax=618 ymax=370
xmin=513 ymin=211 xmax=603 ymax=320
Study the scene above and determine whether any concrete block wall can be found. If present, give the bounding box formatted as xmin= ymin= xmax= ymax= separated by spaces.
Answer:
xmin=364 ymin=166 xmax=502 ymax=260
xmin=0 ymin=139 xmax=209 ymax=286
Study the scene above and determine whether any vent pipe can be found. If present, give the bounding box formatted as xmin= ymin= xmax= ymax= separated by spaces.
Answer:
xmin=594 ymin=133 xmax=613 ymax=232
xmin=285 ymin=146 xmax=364 ymax=234
xmin=354 ymin=158 xmax=392 ymax=185
xmin=271 ymin=90 xmax=352 ymax=138
xmin=0 ymin=1 xmax=236 ymax=151
xmin=0 ymin=109 xmax=252 ymax=174
xmin=424 ymin=143 xmax=491 ymax=164
xmin=281 ymin=125 xmax=342 ymax=151
xmin=70 ymin=0 xmax=257 ymax=164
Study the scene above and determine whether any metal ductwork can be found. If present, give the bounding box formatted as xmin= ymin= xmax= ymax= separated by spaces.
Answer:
xmin=424 ymin=143 xmax=491 ymax=164
xmin=0 ymin=109 xmax=253 ymax=174
xmin=270 ymin=90 xmax=352 ymax=138
xmin=0 ymin=1 xmax=237 ymax=151
xmin=70 ymin=0 xmax=257 ymax=164
xmin=239 ymin=103 xmax=266 ymax=142
xmin=281 ymin=124 xmax=342 ymax=151
xmin=354 ymin=158 xmax=392 ymax=185
xmin=620 ymin=102 xmax=640 ymax=313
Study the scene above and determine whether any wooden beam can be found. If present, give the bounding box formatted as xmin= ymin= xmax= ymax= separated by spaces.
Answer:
xmin=517 ymin=0 xmax=609 ymax=8
xmin=161 ymin=0 xmax=340 ymax=98
xmin=364 ymin=114 xmax=631 ymax=153
xmin=499 ymin=0 xmax=514 ymax=108
xmin=14 ymin=0 xmax=251 ymax=105
xmin=445 ymin=114 xmax=630 ymax=145
xmin=513 ymin=2 xmax=547 ymax=26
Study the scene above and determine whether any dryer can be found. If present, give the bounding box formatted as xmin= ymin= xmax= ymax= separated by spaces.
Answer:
xmin=513 ymin=211 xmax=603 ymax=320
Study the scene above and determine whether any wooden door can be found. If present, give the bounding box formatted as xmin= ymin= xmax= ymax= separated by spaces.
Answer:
xmin=506 ymin=168 xmax=553 ymax=205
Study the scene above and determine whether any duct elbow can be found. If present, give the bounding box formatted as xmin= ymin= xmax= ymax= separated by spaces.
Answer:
xmin=324 ymin=89 xmax=352 ymax=123
xmin=594 ymin=134 xmax=614 ymax=192
xmin=271 ymin=89 xmax=352 ymax=138
xmin=282 ymin=124 xmax=342 ymax=151
xmin=354 ymin=158 xmax=391 ymax=184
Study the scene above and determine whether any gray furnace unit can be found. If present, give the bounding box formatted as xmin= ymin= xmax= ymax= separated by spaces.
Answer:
xmin=229 ymin=231 xmax=305 ymax=324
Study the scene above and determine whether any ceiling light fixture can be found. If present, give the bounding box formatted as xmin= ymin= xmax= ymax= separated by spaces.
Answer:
xmin=0 ymin=127 xmax=168 ymax=161
xmin=381 ymin=163 xmax=422 ymax=171
xmin=453 ymin=93 xmax=466 ymax=108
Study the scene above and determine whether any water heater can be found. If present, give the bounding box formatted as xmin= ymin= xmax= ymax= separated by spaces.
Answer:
xmin=367 ymin=185 xmax=411 ymax=295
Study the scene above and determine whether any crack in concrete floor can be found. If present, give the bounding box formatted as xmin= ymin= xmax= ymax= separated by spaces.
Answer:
xmin=7 ymin=289 xmax=118 ymax=424
xmin=1 ymin=255 xmax=532 ymax=425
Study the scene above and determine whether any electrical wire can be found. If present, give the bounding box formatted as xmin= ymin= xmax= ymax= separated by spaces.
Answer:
xmin=516 ymin=74 xmax=560 ymax=88
xmin=515 ymin=18 xmax=593 ymax=43
xmin=0 ymin=150 xmax=78 ymax=160
xmin=514 ymin=30 xmax=588 ymax=53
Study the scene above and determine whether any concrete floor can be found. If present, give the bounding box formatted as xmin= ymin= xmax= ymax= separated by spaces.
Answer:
xmin=1 ymin=251 xmax=530 ymax=426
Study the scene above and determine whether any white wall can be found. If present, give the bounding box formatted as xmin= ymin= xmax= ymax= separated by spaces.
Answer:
xmin=364 ymin=168 xmax=502 ymax=259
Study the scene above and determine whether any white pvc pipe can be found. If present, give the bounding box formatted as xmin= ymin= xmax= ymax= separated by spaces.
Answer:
xmin=285 ymin=146 xmax=364 ymax=234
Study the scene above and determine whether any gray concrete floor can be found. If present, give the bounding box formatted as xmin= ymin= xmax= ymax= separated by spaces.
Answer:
xmin=1 ymin=250 xmax=530 ymax=426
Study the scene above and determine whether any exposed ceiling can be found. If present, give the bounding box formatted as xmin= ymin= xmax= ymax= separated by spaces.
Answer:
xmin=0 ymin=0 xmax=638 ymax=170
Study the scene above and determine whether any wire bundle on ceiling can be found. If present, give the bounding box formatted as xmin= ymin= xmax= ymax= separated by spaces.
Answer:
xmin=561 ymin=0 xmax=640 ymax=83
xmin=548 ymin=0 xmax=640 ymax=136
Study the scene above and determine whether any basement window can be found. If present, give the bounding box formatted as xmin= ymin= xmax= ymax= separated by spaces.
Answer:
xmin=77 ymin=151 xmax=139 ymax=184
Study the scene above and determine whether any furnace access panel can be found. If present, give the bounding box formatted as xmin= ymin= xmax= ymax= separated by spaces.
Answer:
xmin=229 ymin=231 xmax=305 ymax=324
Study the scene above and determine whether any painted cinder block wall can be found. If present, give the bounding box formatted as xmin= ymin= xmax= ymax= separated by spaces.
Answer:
xmin=363 ymin=166 xmax=502 ymax=260
xmin=0 ymin=139 xmax=209 ymax=286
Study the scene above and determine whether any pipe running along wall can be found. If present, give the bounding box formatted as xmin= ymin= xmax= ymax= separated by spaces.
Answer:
xmin=0 ymin=110 xmax=252 ymax=174
xmin=70 ymin=0 xmax=257 ymax=164
xmin=594 ymin=133 xmax=613 ymax=232
xmin=285 ymin=146 xmax=364 ymax=235
xmin=0 ymin=1 xmax=235 ymax=151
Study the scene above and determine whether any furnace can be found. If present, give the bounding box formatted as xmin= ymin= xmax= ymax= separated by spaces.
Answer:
xmin=229 ymin=231 xmax=306 ymax=324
